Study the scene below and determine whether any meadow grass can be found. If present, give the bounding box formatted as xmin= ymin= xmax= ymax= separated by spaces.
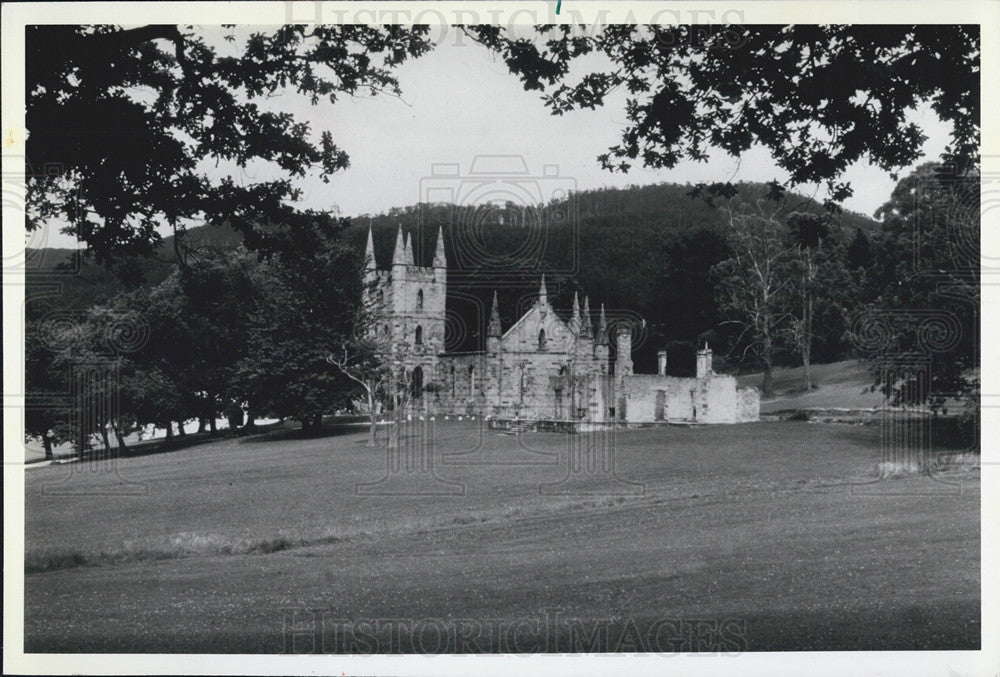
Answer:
xmin=24 ymin=419 xmax=980 ymax=652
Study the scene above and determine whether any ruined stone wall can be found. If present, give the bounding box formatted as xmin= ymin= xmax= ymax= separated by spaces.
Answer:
xmin=693 ymin=375 xmax=740 ymax=424
xmin=612 ymin=373 xmax=759 ymax=424
xmin=737 ymin=386 xmax=761 ymax=422
xmin=430 ymin=350 xmax=608 ymax=421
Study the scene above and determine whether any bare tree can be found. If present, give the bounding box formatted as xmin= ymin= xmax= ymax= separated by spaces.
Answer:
xmin=787 ymin=212 xmax=835 ymax=392
xmin=325 ymin=274 xmax=393 ymax=447
xmin=326 ymin=343 xmax=392 ymax=447
xmin=713 ymin=198 xmax=797 ymax=398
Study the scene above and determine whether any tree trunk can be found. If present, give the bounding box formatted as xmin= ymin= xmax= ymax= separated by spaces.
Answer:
xmin=100 ymin=426 xmax=112 ymax=456
xmin=388 ymin=394 xmax=402 ymax=449
xmin=112 ymin=420 xmax=127 ymax=452
xmin=302 ymin=414 xmax=323 ymax=433
xmin=761 ymin=330 xmax=775 ymax=399
xmin=197 ymin=417 xmax=206 ymax=433
xmin=209 ymin=416 xmax=217 ymax=435
xmin=43 ymin=433 xmax=53 ymax=460
xmin=164 ymin=422 xmax=174 ymax=441
xmin=176 ymin=420 xmax=187 ymax=436
xmin=366 ymin=384 xmax=378 ymax=447
xmin=76 ymin=425 xmax=87 ymax=460
xmin=802 ymin=338 xmax=812 ymax=392
xmin=802 ymin=257 xmax=814 ymax=392
xmin=243 ymin=411 xmax=256 ymax=430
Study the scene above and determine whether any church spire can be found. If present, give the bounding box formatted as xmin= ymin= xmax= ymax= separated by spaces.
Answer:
xmin=538 ymin=274 xmax=548 ymax=306
xmin=433 ymin=226 xmax=446 ymax=269
xmin=571 ymin=292 xmax=581 ymax=333
xmin=488 ymin=291 xmax=502 ymax=337
xmin=364 ymin=226 xmax=375 ymax=270
xmin=403 ymin=230 xmax=414 ymax=266
xmin=581 ymin=296 xmax=593 ymax=339
xmin=392 ymin=225 xmax=406 ymax=267
xmin=597 ymin=303 xmax=608 ymax=344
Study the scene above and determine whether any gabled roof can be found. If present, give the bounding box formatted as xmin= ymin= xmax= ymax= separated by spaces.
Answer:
xmin=501 ymin=298 xmax=574 ymax=340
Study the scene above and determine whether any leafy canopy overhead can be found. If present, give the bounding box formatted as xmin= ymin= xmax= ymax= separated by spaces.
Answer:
xmin=26 ymin=24 xmax=979 ymax=271
xmin=25 ymin=24 xmax=434 ymax=273
xmin=467 ymin=24 xmax=980 ymax=208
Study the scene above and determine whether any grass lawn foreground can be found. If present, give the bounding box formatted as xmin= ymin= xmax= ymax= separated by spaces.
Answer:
xmin=23 ymin=419 xmax=979 ymax=653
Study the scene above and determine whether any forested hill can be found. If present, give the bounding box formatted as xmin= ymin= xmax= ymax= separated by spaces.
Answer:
xmin=27 ymin=181 xmax=878 ymax=371
xmin=352 ymin=182 xmax=877 ymax=365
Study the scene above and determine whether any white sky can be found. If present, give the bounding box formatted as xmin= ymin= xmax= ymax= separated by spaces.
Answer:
xmin=38 ymin=28 xmax=953 ymax=249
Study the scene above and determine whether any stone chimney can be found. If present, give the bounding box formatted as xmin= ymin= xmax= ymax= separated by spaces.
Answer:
xmin=696 ymin=341 xmax=713 ymax=379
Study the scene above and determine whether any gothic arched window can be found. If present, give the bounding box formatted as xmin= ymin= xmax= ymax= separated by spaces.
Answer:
xmin=411 ymin=366 xmax=424 ymax=399
xmin=450 ymin=365 xmax=456 ymax=396
xmin=415 ymin=325 xmax=423 ymax=345
xmin=417 ymin=289 xmax=424 ymax=310
xmin=538 ymin=328 xmax=547 ymax=351
xmin=468 ymin=364 xmax=475 ymax=394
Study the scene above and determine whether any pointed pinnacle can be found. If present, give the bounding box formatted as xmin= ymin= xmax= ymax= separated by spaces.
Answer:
xmin=581 ymin=296 xmax=593 ymax=338
xmin=488 ymin=291 xmax=502 ymax=336
xmin=365 ymin=226 xmax=376 ymax=270
xmin=597 ymin=303 xmax=608 ymax=343
xmin=433 ymin=225 xmax=447 ymax=268
xmin=403 ymin=230 xmax=415 ymax=266
xmin=392 ymin=226 xmax=406 ymax=266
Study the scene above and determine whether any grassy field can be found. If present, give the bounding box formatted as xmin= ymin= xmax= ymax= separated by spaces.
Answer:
xmin=23 ymin=419 xmax=979 ymax=653
xmin=736 ymin=360 xmax=884 ymax=411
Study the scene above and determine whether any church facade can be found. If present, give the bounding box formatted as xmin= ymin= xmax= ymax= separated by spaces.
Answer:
xmin=364 ymin=227 xmax=759 ymax=427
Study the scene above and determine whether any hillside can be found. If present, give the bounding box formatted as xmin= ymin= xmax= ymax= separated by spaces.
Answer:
xmin=736 ymin=360 xmax=883 ymax=412
xmin=26 ymin=182 xmax=878 ymax=368
xmin=25 ymin=222 xmax=247 ymax=317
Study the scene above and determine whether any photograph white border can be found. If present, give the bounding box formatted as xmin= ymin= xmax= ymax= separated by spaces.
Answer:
xmin=3 ymin=2 xmax=997 ymax=675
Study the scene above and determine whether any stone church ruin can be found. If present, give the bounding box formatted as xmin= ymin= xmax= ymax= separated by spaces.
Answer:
xmin=364 ymin=226 xmax=759 ymax=429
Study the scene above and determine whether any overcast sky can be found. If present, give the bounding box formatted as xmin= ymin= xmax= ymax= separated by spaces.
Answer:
xmin=38 ymin=29 xmax=952 ymax=249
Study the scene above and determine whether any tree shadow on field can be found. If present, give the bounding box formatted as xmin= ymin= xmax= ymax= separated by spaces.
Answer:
xmin=59 ymin=426 xmax=282 ymax=463
xmin=237 ymin=416 xmax=389 ymax=445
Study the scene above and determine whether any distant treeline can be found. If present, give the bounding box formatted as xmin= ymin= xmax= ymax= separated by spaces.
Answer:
xmin=29 ymin=181 xmax=878 ymax=376
xmin=349 ymin=182 xmax=878 ymax=373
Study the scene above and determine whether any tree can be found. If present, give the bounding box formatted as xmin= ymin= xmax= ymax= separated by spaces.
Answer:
xmin=41 ymin=307 xmax=139 ymax=458
xmin=712 ymin=198 xmax=796 ymax=397
xmin=148 ymin=252 xmax=260 ymax=433
xmin=468 ymin=25 xmax=979 ymax=207
xmin=326 ymin=343 xmax=391 ymax=447
xmin=785 ymin=212 xmax=837 ymax=391
xmin=26 ymin=25 xmax=434 ymax=274
xmin=324 ymin=274 xmax=393 ymax=447
xmin=858 ymin=163 xmax=979 ymax=414
xmin=235 ymin=218 xmax=367 ymax=431
xmin=25 ymin=320 xmax=70 ymax=459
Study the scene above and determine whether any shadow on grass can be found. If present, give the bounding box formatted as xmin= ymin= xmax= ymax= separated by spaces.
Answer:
xmin=35 ymin=416 xmax=389 ymax=465
xmin=237 ymin=417 xmax=383 ymax=444
xmin=34 ymin=422 xmax=290 ymax=467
